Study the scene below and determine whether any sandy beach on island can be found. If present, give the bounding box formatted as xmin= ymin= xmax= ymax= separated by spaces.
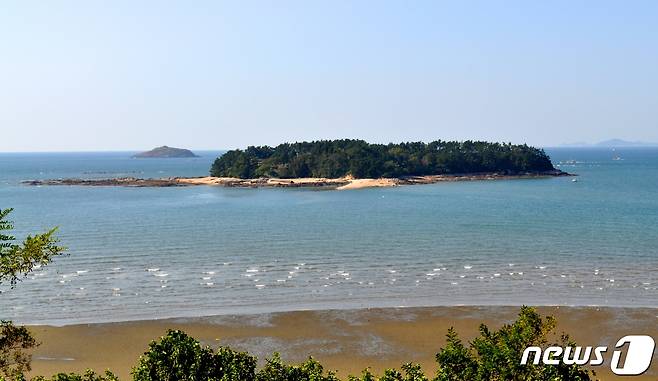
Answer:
xmin=28 ymin=306 xmax=658 ymax=380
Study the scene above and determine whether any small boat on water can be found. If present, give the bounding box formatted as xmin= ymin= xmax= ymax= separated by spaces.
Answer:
xmin=572 ymin=178 xmax=578 ymax=182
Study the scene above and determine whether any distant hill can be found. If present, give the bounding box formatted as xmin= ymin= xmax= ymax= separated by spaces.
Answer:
xmin=560 ymin=139 xmax=658 ymax=147
xmin=133 ymin=146 xmax=199 ymax=158
xmin=595 ymin=139 xmax=657 ymax=147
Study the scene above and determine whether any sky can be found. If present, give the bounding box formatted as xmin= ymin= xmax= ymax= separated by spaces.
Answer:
xmin=1 ymin=1 xmax=657 ymax=152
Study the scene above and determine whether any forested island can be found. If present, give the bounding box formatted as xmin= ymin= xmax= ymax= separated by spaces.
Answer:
xmin=25 ymin=140 xmax=571 ymax=189
xmin=210 ymin=139 xmax=556 ymax=179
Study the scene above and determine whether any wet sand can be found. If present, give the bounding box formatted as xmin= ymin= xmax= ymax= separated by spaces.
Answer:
xmin=28 ymin=306 xmax=658 ymax=380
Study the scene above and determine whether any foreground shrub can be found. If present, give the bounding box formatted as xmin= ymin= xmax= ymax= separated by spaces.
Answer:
xmin=131 ymin=330 xmax=256 ymax=381
xmin=349 ymin=364 xmax=428 ymax=381
xmin=255 ymin=353 xmax=339 ymax=381
xmin=0 ymin=321 xmax=38 ymax=381
xmin=435 ymin=306 xmax=593 ymax=381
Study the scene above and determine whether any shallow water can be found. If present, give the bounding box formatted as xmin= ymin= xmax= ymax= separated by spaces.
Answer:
xmin=1 ymin=148 xmax=657 ymax=325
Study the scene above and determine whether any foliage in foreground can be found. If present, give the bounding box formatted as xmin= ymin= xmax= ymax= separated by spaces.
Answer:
xmin=131 ymin=329 xmax=256 ymax=381
xmin=0 ymin=322 xmax=37 ymax=380
xmin=210 ymin=139 xmax=555 ymax=179
xmin=0 ymin=208 xmax=66 ymax=380
xmin=15 ymin=307 xmax=593 ymax=381
xmin=435 ymin=306 xmax=593 ymax=381
xmin=0 ymin=208 xmax=65 ymax=288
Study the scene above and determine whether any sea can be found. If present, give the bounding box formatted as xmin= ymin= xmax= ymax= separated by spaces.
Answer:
xmin=1 ymin=148 xmax=657 ymax=325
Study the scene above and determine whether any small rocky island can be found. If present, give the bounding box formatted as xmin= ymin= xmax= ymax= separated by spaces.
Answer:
xmin=133 ymin=146 xmax=199 ymax=158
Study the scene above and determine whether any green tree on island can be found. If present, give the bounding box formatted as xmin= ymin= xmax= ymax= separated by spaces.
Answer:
xmin=210 ymin=140 xmax=556 ymax=179
xmin=0 ymin=208 xmax=66 ymax=380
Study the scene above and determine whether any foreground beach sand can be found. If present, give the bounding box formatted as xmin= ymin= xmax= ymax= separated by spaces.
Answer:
xmin=28 ymin=306 xmax=658 ymax=380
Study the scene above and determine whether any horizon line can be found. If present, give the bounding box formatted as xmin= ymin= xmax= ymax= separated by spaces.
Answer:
xmin=2 ymin=139 xmax=658 ymax=154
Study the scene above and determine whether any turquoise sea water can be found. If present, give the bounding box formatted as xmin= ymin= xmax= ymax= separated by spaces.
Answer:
xmin=1 ymin=148 xmax=657 ymax=325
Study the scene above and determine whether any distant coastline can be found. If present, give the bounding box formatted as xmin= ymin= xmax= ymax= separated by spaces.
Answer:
xmin=22 ymin=170 xmax=572 ymax=190
xmin=559 ymin=138 xmax=658 ymax=148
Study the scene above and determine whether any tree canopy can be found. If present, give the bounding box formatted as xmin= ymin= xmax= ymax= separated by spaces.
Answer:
xmin=210 ymin=140 xmax=555 ymax=179
xmin=435 ymin=306 xmax=592 ymax=381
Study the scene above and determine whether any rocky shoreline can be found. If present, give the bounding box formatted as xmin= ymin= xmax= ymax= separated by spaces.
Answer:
xmin=22 ymin=170 xmax=573 ymax=189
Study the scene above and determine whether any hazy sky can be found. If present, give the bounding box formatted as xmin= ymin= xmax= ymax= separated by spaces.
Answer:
xmin=1 ymin=1 xmax=657 ymax=151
